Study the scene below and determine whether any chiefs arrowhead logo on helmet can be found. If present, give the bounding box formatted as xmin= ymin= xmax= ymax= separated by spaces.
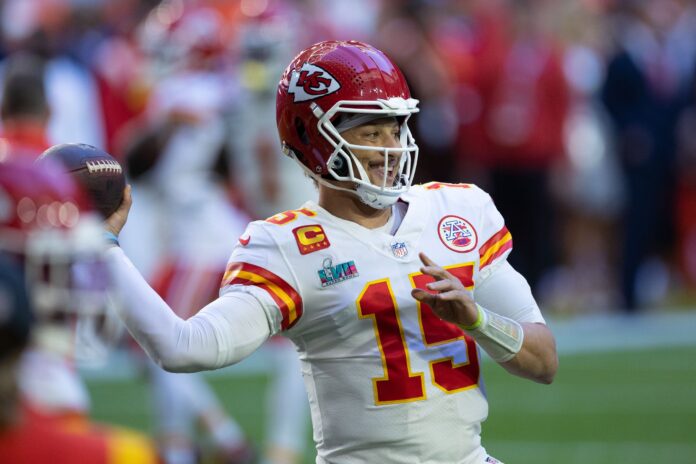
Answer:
xmin=288 ymin=63 xmax=340 ymax=102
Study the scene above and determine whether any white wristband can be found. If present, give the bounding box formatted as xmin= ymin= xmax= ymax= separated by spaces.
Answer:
xmin=460 ymin=304 xmax=524 ymax=363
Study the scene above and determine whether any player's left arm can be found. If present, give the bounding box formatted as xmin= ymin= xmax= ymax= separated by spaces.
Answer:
xmin=412 ymin=253 xmax=557 ymax=384
xmin=500 ymin=320 xmax=557 ymax=384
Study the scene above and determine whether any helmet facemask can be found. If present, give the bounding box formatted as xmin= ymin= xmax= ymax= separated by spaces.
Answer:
xmin=0 ymin=160 xmax=122 ymax=366
xmin=307 ymin=97 xmax=419 ymax=209
xmin=23 ymin=217 xmax=122 ymax=365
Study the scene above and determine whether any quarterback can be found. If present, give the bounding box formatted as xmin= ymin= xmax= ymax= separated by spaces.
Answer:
xmin=105 ymin=40 xmax=558 ymax=463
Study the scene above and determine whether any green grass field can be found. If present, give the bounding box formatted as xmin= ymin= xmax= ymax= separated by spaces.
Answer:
xmin=85 ymin=345 xmax=696 ymax=464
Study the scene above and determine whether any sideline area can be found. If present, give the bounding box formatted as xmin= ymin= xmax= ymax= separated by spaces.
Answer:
xmin=550 ymin=309 xmax=696 ymax=354
xmin=81 ymin=309 xmax=696 ymax=380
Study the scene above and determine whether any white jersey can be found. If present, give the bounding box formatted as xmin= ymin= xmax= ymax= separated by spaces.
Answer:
xmin=220 ymin=183 xmax=545 ymax=464
xmin=19 ymin=349 xmax=91 ymax=415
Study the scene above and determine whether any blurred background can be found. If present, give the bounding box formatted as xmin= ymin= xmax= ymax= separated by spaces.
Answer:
xmin=0 ymin=0 xmax=694 ymax=463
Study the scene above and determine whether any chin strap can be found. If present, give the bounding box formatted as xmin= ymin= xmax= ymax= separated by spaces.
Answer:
xmin=459 ymin=304 xmax=524 ymax=363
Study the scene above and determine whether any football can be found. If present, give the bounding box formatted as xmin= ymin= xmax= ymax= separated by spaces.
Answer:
xmin=38 ymin=143 xmax=126 ymax=218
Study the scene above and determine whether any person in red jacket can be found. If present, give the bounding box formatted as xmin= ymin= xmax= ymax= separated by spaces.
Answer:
xmin=0 ymin=52 xmax=52 ymax=162
xmin=455 ymin=1 xmax=571 ymax=294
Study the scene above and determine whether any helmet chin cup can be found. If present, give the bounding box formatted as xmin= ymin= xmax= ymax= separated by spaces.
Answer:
xmin=355 ymin=184 xmax=401 ymax=209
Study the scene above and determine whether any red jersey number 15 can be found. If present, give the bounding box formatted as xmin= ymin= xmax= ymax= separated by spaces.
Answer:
xmin=357 ymin=263 xmax=480 ymax=405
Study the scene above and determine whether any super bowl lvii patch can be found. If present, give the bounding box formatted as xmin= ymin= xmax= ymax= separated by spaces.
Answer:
xmin=318 ymin=258 xmax=358 ymax=287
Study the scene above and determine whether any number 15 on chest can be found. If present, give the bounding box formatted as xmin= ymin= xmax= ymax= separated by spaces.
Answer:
xmin=356 ymin=263 xmax=480 ymax=405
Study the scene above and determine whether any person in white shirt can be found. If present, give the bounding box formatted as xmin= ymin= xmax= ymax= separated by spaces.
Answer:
xmin=104 ymin=40 xmax=558 ymax=464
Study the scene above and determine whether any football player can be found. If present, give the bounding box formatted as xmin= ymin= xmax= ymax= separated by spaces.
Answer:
xmin=123 ymin=10 xmax=312 ymax=457
xmin=104 ymin=40 xmax=558 ymax=464
xmin=0 ymin=160 xmax=157 ymax=463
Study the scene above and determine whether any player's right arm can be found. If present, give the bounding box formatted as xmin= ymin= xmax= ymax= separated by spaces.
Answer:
xmin=106 ymin=247 xmax=272 ymax=372
xmin=103 ymin=186 xmax=275 ymax=373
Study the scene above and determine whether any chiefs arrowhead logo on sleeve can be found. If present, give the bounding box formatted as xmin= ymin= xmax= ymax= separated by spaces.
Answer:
xmin=293 ymin=224 xmax=330 ymax=255
xmin=438 ymin=215 xmax=478 ymax=253
xmin=288 ymin=63 xmax=341 ymax=102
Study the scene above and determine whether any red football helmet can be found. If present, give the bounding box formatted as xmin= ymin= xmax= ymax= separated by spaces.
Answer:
xmin=276 ymin=40 xmax=419 ymax=209
xmin=0 ymin=159 xmax=120 ymax=361
xmin=137 ymin=1 xmax=231 ymax=75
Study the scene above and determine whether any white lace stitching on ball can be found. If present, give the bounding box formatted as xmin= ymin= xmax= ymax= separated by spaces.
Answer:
xmin=85 ymin=160 xmax=122 ymax=174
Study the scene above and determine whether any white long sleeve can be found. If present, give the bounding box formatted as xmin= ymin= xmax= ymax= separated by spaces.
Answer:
xmin=105 ymin=247 xmax=272 ymax=372
xmin=474 ymin=260 xmax=546 ymax=324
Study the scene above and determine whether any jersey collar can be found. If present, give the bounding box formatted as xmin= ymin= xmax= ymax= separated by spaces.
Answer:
xmin=304 ymin=187 xmax=429 ymax=261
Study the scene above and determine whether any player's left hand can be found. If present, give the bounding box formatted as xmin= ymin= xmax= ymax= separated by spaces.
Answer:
xmin=410 ymin=252 xmax=479 ymax=327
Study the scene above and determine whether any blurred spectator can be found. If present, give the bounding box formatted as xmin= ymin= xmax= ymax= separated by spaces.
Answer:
xmin=120 ymin=116 xmax=258 ymax=464
xmin=118 ymin=8 xmax=257 ymax=460
xmin=456 ymin=0 xmax=571 ymax=295
xmin=89 ymin=0 xmax=153 ymax=157
xmin=676 ymin=102 xmax=696 ymax=294
xmin=0 ymin=52 xmax=51 ymax=161
xmin=227 ymin=1 xmax=319 ymax=219
xmin=375 ymin=1 xmax=460 ymax=185
xmin=539 ymin=0 xmax=625 ymax=313
xmin=0 ymin=0 xmax=106 ymax=148
xmin=600 ymin=0 xmax=695 ymax=310
xmin=117 ymin=6 xmax=310 ymax=463
xmin=674 ymin=0 xmax=696 ymax=295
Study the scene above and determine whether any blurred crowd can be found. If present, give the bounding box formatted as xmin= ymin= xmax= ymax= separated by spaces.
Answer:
xmin=1 ymin=0 xmax=696 ymax=318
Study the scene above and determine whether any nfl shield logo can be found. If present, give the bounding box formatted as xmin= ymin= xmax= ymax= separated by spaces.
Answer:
xmin=391 ymin=241 xmax=408 ymax=258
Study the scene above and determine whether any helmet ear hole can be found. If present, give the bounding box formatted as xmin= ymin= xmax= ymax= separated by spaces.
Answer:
xmin=330 ymin=155 xmax=349 ymax=177
xmin=294 ymin=117 xmax=309 ymax=145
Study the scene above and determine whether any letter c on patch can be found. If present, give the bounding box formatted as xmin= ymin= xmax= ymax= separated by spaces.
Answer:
xmin=293 ymin=224 xmax=330 ymax=255
xmin=298 ymin=225 xmax=324 ymax=245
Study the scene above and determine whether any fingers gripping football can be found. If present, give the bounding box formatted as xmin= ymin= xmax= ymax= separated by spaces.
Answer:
xmin=410 ymin=252 xmax=479 ymax=327
xmin=104 ymin=185 xmax=132 ymax=237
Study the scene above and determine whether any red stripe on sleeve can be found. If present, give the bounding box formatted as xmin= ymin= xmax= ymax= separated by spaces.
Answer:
xmin=479 ymin=226 xmax=513 ymax=270
xmin=221 ymin=262 xmax=303 ymax=330
xmin=480 ymin=239 xmax=512 ymax=270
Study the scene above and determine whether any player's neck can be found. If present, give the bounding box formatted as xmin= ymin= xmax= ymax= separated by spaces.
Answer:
xmin=318 ymin=186 xmax=391 ymax=229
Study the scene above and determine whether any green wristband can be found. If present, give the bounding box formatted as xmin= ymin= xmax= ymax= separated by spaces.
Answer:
xmin=462 ymin=304 xmax=484 ymax=331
